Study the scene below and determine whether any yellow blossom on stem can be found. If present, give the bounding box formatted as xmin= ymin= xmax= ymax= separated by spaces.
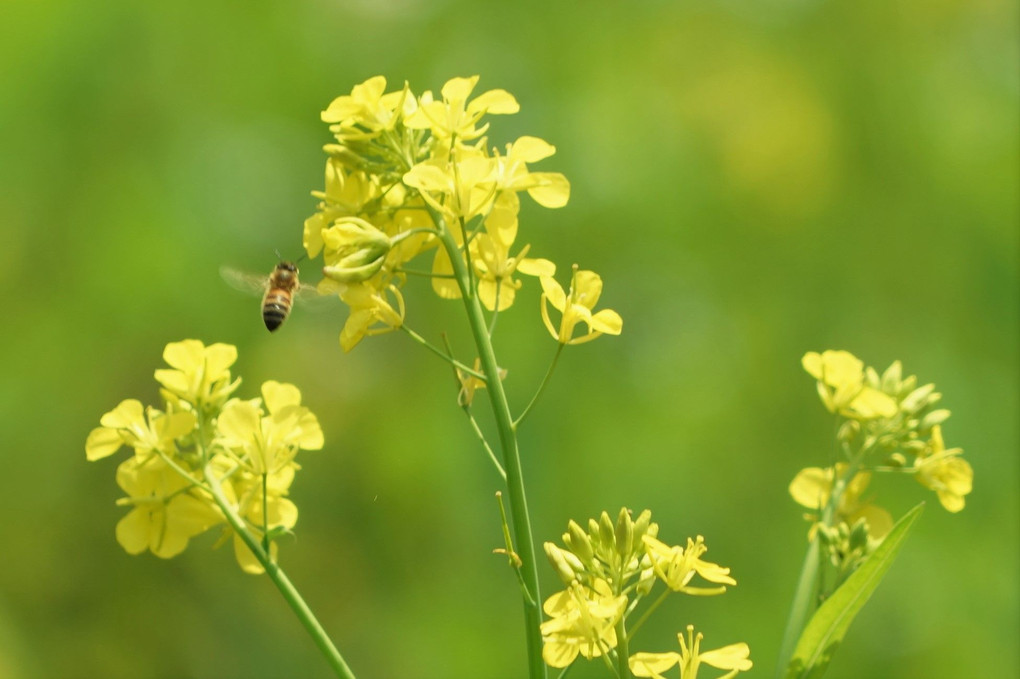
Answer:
xmin=472 ymin=234 xmax=555 ymax=311
xmin=914 ymin=425 xmax=973 ymax=512
xmin=321 ymin=75 xmax=416 ymax=141
xmin=215 ymin=380 xmax=323 ymax=475
xmin=114 ymin=457 xmax=223 ymax=559
xmin=403 ymin=149 xmax=498 ymax=222
xmin=630 ymin=625 xmax=752 ymax=679
xmin=334 ymin=281 xmax=406 ymax=352
xmin=86 ymin=399 xmax=196 ymax=462
xmin=540 ymin=579 xmax=626 ymax=668
xmin=789 ymin=464 xmax=893 ymax=538
xmin=642 ymin=535 xmax=736 ymax=595
xmin=802 ymin=350 xmax=897 ymax=419
xmin=404 ymin=75 xmax=519 ymax=142
xmin=485 ymin=136 xmax=570 ymax=247
xmin=303 ymin=160 xmax=381 ymax=260
xmin=154 ymin=339 xmax=241 ymax=411
xmin=540 ymin=266 xmax=623 ymax=344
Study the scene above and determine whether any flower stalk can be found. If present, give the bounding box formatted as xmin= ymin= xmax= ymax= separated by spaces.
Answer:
xmin=203 ymin=464 xmax=356 ymax=679
xmin=435 ymin=220 xmax=546 ymax=679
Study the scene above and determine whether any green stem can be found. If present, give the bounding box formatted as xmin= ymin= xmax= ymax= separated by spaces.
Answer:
xmin=514 ymin=345 xmax=564 ymax=429
xmin=626 ymin=587 xmax=670 ymax=640
xmin=401 ymin=325 xmax=486 ymax=379
xmin=202 ymin=464 xmax=356 ymax=679
xmin=615 ymin=615 xmax=631 ymax=679
xmin=775 ymin=454 xmax=863 ymax=677
xmin=435 ymin=219 xmax=547 ymax=679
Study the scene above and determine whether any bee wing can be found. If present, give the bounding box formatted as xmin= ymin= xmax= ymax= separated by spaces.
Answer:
xmin=293 ymin=280 xmax=335 ymax=310
xmin=220 ymin=266 xmax=270 ymax=297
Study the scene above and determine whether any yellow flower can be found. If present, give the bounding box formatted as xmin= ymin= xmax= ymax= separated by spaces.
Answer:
xmin=403 ymin=150 xmax=498 ymax=222
xmin=472 ymin=235 xmax=555 ymax=311
xmin=630 ymin=625 xmax=752 ymax=679
xmin=914 ymin=425 xmax=973 ymax=512
xmin=303 ymin=160 xmax=381 ymax=259
xmin=215 ymin=381 xmax=323 ymax=476
xmin=86 ymin=399 xmax=196 ymax=461
xmin=540 ymin=267 xmax=623 ymax=345
xmin=154 ymin=340 xmax=241 ymax=411
xmin=227 ymin=471 xmax=300 ymax=574
xmin=114 ymin=457 xmax=223 ymax=559
xmin=788 ymin=464 xmax=894 ymax=539
xmin=485 ymin=136 xmax=570 ymax=247
xmin=541 ymin=579 xmax=626 ymax=668
xmin=802 ymin=350 xmax=897 ymax=419
xmin=404 ymin=75 xmax=518 ymax=142
xmin=320 ymin=75 xmax=416 ymax=141
xmin=642 ymin=535 xmax=736 ymax=595
xmin=331 ymin=281 xmax=405 ymax=352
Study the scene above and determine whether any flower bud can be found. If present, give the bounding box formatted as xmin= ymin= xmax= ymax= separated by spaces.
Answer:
xmin=615 ymin=508 xmax=633 ymax=559
xmin=321 ymin=217 xmax=391 ymax=283
xmin=565 ymin=520 xmax=594 ymax=563
xmin=545 ymin=542 xmax=584 ymax=584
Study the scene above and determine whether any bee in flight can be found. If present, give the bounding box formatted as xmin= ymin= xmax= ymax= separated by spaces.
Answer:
xmin=221 ymin=260 xmax=317 ymax=332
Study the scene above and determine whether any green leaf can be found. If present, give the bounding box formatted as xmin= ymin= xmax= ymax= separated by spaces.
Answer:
xmin=784 ymin=502 xmax=925 ymax=679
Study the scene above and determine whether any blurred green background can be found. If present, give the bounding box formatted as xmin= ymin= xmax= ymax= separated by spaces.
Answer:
xmin=1 ymin=0 xmax=1016 ymax=677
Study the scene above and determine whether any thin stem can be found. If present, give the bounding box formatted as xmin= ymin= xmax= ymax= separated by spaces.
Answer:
xmin=468 ymin=412 xmax=507 ymax=481
xmin=488 ymin=280 xmax=502 ymax=337
xmin=514 ymin=344 xmax=565 ymax=429
xmin=433 ymin=211 xmax=547 ymax=679
xmin=626 ymin=588 xmax=670 ymax=640
xmin=202 ymin=464 xmax=356 ymax=679
xmin=261 ymin=472 xmax=270 ymax=553
xmin=438 ymin=333 xmax=506 ymax=480
xmin=401 ymin=325 xmax=486 ymax=379
xmin=615 ymin=615 xmax=631 ymax=679
xmin=394 ymin=267 xmax=456 ymax=279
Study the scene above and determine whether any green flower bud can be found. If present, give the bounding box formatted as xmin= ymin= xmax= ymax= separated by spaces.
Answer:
xmin=565 ymin=520 xmax=594 ymax=563
xmin=920 ymin=409 xmax=952 ymax=432
xmin=598 ymin=511 xmax=616 ymax=553
xmin=321 ymin=217 xmax=391 ymax=284
xmin=545 ymin=542 xmax=583 ymax=584
xmin=615 ymin=508 xmax=634 ymax=559
xmin=901 ymin=384 xmax=937 ymax=413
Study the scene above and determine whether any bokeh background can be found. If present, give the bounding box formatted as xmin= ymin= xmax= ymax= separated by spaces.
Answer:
xmin=1 ymin=0 xmax=1017 ymax=677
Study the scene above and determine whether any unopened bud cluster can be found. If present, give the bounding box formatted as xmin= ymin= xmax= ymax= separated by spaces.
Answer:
xmin=540 ymin=508 xmax=750 ymax=677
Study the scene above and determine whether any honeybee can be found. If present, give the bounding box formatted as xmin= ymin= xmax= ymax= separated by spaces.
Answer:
xmin=221 ymin=260 xmax=316 ymax=332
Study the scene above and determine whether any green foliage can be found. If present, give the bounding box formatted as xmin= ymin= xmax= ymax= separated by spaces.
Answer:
xmin=784 ymin=503 xmax=925 ymax=679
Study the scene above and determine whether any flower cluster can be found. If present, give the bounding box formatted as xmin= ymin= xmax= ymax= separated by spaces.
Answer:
xmin=304 ymin=75 xmax=621 ymax=350
xmin=541 ymin=508 xmax=750 ymax=676
xmin=791 ymin=351 xmax=974 ymax=548
xmin=85 ymin=340 xmax=323 ymax=573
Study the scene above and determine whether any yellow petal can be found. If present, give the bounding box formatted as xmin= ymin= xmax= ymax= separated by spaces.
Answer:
xmin=629 ymin=651 xmax=681 ymax=678
xmin=526 ymin=172 xmax=571 ymax=208
xmin=99 ymin=399 xmax=145 ymax=429
xmin=441 ymin=75 xmax=480 ymax=103
xmin=517 ymin=257 xmax=556 ymax=278
xmin=540 ymin=276 xmax=566 ymax=310
xmin=86 ymin=427 xmax=124 ymax=461
xmin=789 ymin=467 xmax=831 ymax=509
xmin=162 ymin=340 xmax=206 ymax=372
xmin=700 ymin=642 xmax=753 ymax=671
xmin=115 ymin=507 xmax=153 ymax=555
xmin=510 ymin=136 xmax=556 ymax=162
xmin=468 ymin=88 xmax=519 ymax=115
xmin=261 ymin=380 xmax=302 ymax=413
xmin=590 ymin=309 xmax=623 ymax=335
